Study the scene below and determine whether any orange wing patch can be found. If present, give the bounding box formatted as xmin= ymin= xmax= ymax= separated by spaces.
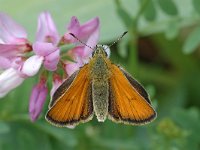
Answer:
xmin=108 ymin=65 xmax=156 ymax=125
xmin=46 ymin=65 xmax=93 ymax=127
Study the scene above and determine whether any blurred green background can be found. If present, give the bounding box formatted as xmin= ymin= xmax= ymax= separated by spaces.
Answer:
xmin=0 ymin=0 xmax=200 ymax=149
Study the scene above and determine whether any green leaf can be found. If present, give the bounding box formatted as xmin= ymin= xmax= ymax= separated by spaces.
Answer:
xmin=183 ymin=26 xmax=200 ymax=54
xmin=165 ymin=20 xmax=179 ymax=39
xmin=0 ymin=122 xmax=10 ymax=134
xmin=143 ymin=0 xmax=157 ymax=21
xmin=114 ymin=0 xmax=133 ymax=28
xmin=157 ymin=0 xmax=178 ymax=16
xmin=36 ymin=122 xmax=77 ymax=147
xmin=192 ymin=0 xmax=200 ymax=15
xmin=93 ymin=138 xmax=139 ymax=149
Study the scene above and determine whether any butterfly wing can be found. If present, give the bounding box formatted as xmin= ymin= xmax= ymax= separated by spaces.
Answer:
xmin=49 ymin=71 xmax=79 ymax=108
xmin=119 ymin=66 xmax=151 ymax=104
xmin=108 ymin=65 xmax=156 ymax=125
xmin=46 ymin=64 xmax=93 ymax=127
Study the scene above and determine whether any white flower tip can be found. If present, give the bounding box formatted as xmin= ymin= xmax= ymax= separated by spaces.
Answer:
xmin=22 ymin=55 xmax=44 ymax=76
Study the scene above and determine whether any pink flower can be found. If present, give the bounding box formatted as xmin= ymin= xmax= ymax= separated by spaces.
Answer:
xmin=0 ymin=12 xmax=31 ymax=69
xmin=0 ymin=11 xmax=102 ymax=124
xmin=32 ymin=41 xmax=59 ymax=71
xmin=0 ymin=13 xmax=32 ymax=97
xmin=29 ymin=78 xmax=48 ymax=122
xmin=63 ymin=17 xmax=100 ymax=75
xmin=31 ymin=12 xmax=60 ymax=72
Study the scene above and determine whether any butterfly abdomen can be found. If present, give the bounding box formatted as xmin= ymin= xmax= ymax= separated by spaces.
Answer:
xmin=92 ymin=81 xmax=109 ymax=122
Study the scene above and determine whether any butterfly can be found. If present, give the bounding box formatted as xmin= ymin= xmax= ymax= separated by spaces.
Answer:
xmin=45 ymin=32 xmax=156 ymax=128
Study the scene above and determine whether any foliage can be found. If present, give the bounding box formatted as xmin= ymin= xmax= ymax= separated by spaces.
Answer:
xmin=0 ymin=0 xmax=200 ymax=150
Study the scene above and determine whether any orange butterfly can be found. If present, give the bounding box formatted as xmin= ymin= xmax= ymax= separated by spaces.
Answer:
xmin=46 ymin=32 xmax=156 ymax=127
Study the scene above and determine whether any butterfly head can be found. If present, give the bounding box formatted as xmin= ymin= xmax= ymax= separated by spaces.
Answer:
xmin=92 ymin=45 xmax=108 ymax=58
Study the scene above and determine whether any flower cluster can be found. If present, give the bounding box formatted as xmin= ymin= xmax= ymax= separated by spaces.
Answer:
xmin=0 ymin=12 xmax=100 ymax=121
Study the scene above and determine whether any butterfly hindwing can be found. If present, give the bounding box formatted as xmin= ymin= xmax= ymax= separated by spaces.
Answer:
xmin=108 ymin=64 xmax=156 ymax=125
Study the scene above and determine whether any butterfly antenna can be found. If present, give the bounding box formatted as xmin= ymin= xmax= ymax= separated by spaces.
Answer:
xmin=69 ymin=33 xmax=94 ymax=50
xmin=107 ymin=31 xmax=128 ymax=49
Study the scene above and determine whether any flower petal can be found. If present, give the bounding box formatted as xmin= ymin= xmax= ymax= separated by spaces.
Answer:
xmin=21 ymin=55 xmax=44 ymax=76
xmin=0 ymin=68 xmax=24 ymax=98
xmin=29 ymin=80 xmax=48 ymax=121
xmin=33 ymin=41 xmax=57 ymax=56
xmin=44 ymin=49 xmax=60 ymax=71
xmin=67 ymin=46 xmax=85 ymax=58
xmin=50 ymin=74 xmax=63 ymax=100
xmin=83 ymin=25 xmax=100 ymax=57
xmin=65 ymin=59 xmax=83 ymax=76
xmin=36 ymin=12 xmax=59 ymax=44
xmin=64 ymin=17 xmax=99 ymax=45
xmin=64 ymin=17 xmax=100 ymax=63
xmin=64 ymin=16 xmax=81 ymax=43
xmin=79 ymin=17 xmax=100 ymax=38
xmin=0 ymin=56 xmax=11 ymax=69
xmin=0 ymin=13 xmax=27 ymax=44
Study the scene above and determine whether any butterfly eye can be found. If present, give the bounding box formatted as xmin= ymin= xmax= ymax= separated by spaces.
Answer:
xmin=102 ymin=45 xmax=110 ymax=58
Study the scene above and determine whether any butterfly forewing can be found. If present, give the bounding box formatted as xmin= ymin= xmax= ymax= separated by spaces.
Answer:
xmin=108 ymin=64 xmax=156 ymax=125
xmin=49 ymin=71 xmax=78 ymax=108
xmin=45 ymin=64 xmax=93 ymax=127
xmin=119 ymin=66 xmax=151 ymax=104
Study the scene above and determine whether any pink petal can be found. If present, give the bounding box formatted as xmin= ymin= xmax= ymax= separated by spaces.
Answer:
xmin=0 ymin=43 xmax=28 ymax=57
xmin=64 ymin=16 xmax=81 ymax=43
xmin=36 ymin=12 xmax=59 ymax=44
xmin=29 ymin=80 xmax=48 ymax=121
xmin=65 ymin=63 xmax=79 ymax=76
xmin=65 ymin=59 xmax=83 ymax=76
xmin=0 ymin=13 xmax=27 ymax=44
xmin=67 ymin=46 xmax=85 ymax=58
xmin=21 ymin=55 xmax=44 ymax=76
xmin=33 ymin=42 xmax=57 ymax=56
xmin=0 ymin=68 xmax=24 ymax=98
xmin=44 ymin=49 xmax=60 ymax=71
xmin=64 ymin=17 xmax=99 ymax=45
xmin=0 ymin=56 xmax=11 ymax=69
xmin=79 ymin=17 xmax=99 ymax=37
xmin=83 ymin=25 xmax=99 ymax=57
xmin=63 ymin=17 xmax=100 ymax=62
xmin=50 ymin=74 xmax=63 ymax=100
xmin=11 ymin=57 xmax=24 ymax=70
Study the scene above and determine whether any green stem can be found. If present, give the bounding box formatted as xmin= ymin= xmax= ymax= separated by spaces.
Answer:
xmin=127 ymin=0 xmax=149 ymax=75
xmin=127 ymin=30 xmax=138 ymax=75
xmin=135 ymin=0 xmax=150 ymax=22
xmin=115 ymin=0 xmax=150 ymax=76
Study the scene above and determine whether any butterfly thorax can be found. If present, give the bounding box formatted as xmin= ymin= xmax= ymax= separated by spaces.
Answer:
xmin=89 ymin=47 xmax=111 ymax=81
